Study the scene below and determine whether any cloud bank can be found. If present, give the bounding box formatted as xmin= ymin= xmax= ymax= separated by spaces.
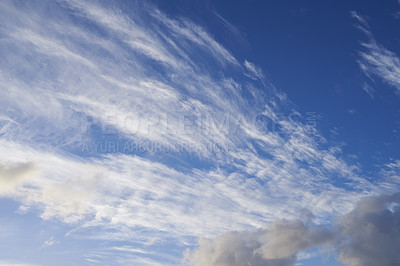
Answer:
xmin=185 ymin=220 xmax=332 ymax=266
xmin=337 ymin=193 xmax=400 ymax=266
xmin=186 ymin=192 xmax=400 ymax=266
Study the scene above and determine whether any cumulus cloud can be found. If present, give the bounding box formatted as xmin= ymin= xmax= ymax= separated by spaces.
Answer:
xmin=185 ymin=192 xmax=400 ymax=266
xmin=336 ymin=193 xmax=400 ymax=266
xmin=0 ymin=162 xmax=40 ymax=196
xmin=185 ymin=219 xmax=333 ymax=266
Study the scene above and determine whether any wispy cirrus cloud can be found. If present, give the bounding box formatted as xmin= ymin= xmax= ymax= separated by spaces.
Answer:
xmin=40 ymin=236 xmax=57 ymax=249
xmin=362 ymin=82 xmax=376 ymax=99
xmin=352 ymin=11 xmax=400 ymax=96
xmin=244 ymin=60 xmax=264 ymax=81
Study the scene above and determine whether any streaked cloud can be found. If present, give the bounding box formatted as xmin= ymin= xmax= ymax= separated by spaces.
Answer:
xmin=244 ymin=60 xmax=264 ymax=81
xmin=40 ymin=236 xmax=56 ymax=249
xmin=352 ymin=11 xmax=400 ymax=96
xmin=362 ymin=82 xmax=376 ymax=99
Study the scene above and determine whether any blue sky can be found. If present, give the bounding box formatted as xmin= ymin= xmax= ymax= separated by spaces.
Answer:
xmin=0 ymin=0 xmax=400 ymax=265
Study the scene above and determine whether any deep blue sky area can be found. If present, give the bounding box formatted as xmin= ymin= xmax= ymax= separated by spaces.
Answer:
xmin=153 ymin=0 xmax=400 ymax=173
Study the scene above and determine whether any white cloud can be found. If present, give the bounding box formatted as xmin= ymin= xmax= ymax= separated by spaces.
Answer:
xmin=0 ymin=1 xmax=392 ymax=237
xmin=350 ymin=11 xmax=369 ymax=29
xmin=144 ymin=237 xmax=164 ymax=246
xmin=110 ymin=246 xmax=153 ymax=254
xmin=352 ymin=11 xmax=400 ymax=96
xmin=0 ymin=140 xmax=105 ymax=223
xmin=0 ymin=135 xmax=381 ymax=240
xmin=244 ymin=60 xmax=264 ymax=81
xmin=40 ymin=236 xmax=56 ymax=249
